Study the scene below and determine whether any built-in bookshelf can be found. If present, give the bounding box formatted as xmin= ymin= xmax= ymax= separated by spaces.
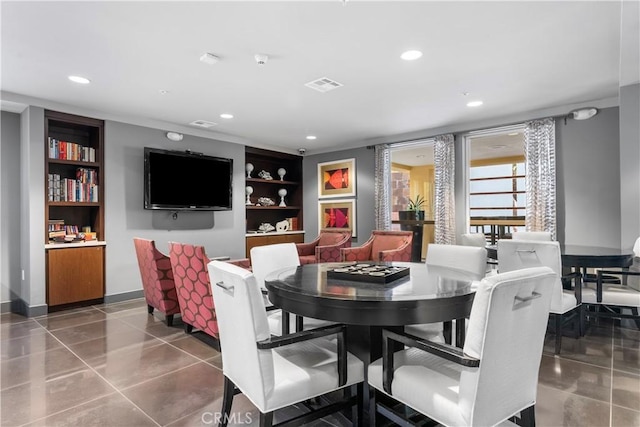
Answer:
xmin=245 ymin=147 xmax=304 ymax=257
xmin=45 ymin=110 xmax=105 ymax=309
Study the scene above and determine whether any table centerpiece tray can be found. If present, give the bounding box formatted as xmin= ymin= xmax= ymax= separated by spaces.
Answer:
xmin=326 ymin=263 xmax=410 ymax=284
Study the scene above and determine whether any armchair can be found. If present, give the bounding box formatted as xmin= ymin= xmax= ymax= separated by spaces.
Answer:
xmin=341 ymin=230 xmax=412 ymax=262
xmin=168 ymin=242 xmax=219 ymax=342
xmin=133 ymin=238 xmax=180 ymax=326
xmin=512 ymin=231 xmax=552 ymax=241
xmin=368 ymin=267 xmax=556 ymax=427
xmin=207 ymin=260 xmax=364 ymax=427
xmin=296 ymin=229 xmax=352 ymax=264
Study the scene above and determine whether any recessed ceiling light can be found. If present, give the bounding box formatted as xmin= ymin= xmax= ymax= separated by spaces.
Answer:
xmin=401 ymin=50 xmax=423 ymax=61
xmin=467 ymin=100 xmax=483 ymax=107
xmin=306 ymin=135 xmax=317 ymax=140
xmin=159 ymin=89 xmax=169 ymax=95
xmin=220 ymin=113 xmax=234 ymax=119
xmin=68 ymin=75 xmax=90 ymax=84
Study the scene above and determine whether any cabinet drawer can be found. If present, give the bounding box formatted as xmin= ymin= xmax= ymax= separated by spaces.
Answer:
xmin=47 ymin=246 xmax=105 ymax=306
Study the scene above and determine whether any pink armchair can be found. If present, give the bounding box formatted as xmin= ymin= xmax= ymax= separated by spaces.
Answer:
xmin=133 ymin=238 xmax=181 ymax=326
xmin=296 ymin=230 xmax=352 ymax=264
xmin=168 ymin=242 xmax=219 ymax=341
xmin=340 ymin=230 xmax=413 ymax=262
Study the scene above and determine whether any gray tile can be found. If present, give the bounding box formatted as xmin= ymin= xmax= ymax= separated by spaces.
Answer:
xmin=122 ymin=362 xmax=225 ymax=426
xmin=0 ymin=369 xmax=113 ymax=426
xmin=97 ymin=298 xmax=148 ymax=314
xmin=168 ymin=335 xmax=222 ymax=360
xmin=94 ymin=342 xmax=200 ymax=389
xmin=49 ymin=318 xmax=139 ymax=346
xmin=166 ymin=392 xmax=259 ymax=427
xmin=613 ymin=346 xmax=640 ymax=375
xmin=0 ymin=319 xmax=46 ymax=341
xmin=612 ymin=370 xmax=640 ymax=411
xmin=538 ymin=355 xmax=611 ymax=403
xmin=612 ymin=405 xmax=640 ymax=427
xmin=0 ymin=312 xmax=30 ymax=325
xmin=0 ymin=332 xmax=63 ymax=361
xmin=23 ymin=392 xmax=158 ymax=427
xmin=35 ymin=308 xmax=108 ymax=330
xmin=614 ymin=326 xmax=640 ymax=349
xmin=1 ymin=347 xmax=86 ymax=390
xmin=67 ymin=326 xmax=163 ymax=363
xmin=535 ymin=384 xmax=611 ymax=427
xmin=544 ymin=335 xmax=613 ymax=369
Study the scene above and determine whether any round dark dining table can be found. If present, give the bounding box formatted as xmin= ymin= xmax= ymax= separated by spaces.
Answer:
xmin=264 ymin=261 xmax=479 ymax=327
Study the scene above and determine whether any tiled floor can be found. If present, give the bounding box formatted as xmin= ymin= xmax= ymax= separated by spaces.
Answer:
xmin=1 ymin=298 xmax=639 ymax=426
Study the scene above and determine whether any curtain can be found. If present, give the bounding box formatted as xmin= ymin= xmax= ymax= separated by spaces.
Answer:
xmin=374 ymin=144 xmax=391 ymax=230
xmin=434 ymin=134 xmax=455 ymax=244
xmin=524 ymin=118 xmax=557 ymax=239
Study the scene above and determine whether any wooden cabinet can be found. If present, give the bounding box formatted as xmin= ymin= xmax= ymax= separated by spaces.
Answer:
xmin=44 ymin=110 xmax=105 ymax=309
xmin=46 ymin=245 xmax=105 ymax=306
xmin=245 ymin=147 xmax=304 ymax=257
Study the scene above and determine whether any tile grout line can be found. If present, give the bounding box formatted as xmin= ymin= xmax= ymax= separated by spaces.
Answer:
xmin=609 ymin=327 xmax=614 ymax=427
xmin=25 ymin=315 xmax=163 ymax=427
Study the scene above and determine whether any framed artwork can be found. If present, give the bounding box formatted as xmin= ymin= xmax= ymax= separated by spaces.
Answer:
xmin=318 ymin=158 xmax=356 ymax=198
xmin=318 ymin=198 xmax=356 ymax=237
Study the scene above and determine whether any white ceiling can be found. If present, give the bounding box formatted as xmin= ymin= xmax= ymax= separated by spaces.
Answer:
xmin=1 ymin=1 xmax=638 ymax=155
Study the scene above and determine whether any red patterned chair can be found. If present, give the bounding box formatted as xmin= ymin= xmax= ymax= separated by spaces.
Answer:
xmin=296 ymin=230 xmax=352 ymax=264
xmin=168 ymin=242 xmax=219 ymax=340
xmin=133 ymin=238 xmax=180 ymax=326
xmin=341 ymin=230 xmax=413 ymax=262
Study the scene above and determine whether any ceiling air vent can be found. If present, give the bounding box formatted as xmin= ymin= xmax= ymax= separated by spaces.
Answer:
xmin=189 ymin=120 xmax=218 ymax=128
xmin=304 ymin=77 xmax=343 ymax=93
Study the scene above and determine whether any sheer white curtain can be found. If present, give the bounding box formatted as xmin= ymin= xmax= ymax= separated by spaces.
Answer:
xmin=434 ymin=134 xmax=456 ymax=244
xmin=524 ymin=118 xmax=557 ymax=240
xmin=374 ymin=144 xmax=391 ymax=230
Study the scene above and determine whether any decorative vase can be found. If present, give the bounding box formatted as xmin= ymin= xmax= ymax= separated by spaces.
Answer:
xmin=245 ymin=186 xmax=253 ymax=205
xmin=245 ymin=163 xmax=254 ymax=178
xmin=277 ymin=168 xmax=286 ymax=181
xmin=278 ymin=188 xmax=287 ymax=207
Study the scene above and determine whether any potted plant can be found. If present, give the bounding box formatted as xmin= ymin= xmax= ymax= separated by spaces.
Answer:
xmin=400 ymin=195 xmax=426 ymax=221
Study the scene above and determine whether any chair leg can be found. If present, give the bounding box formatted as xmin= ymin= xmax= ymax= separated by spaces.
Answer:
xmin=184 ymin=323 xmax=193 ymax=334
xmin=443 ymin=321 xmax=452 ymax=345
xmin=259 ymin=412 xmax=273 ymax=427
xmin=369 ymin=388 xmax=377 ymax=427
xmin=632 ymin=307 xmax=640 ymax=329
xmin=166 ymin=314 xmax=174 ymax=327
xmin=520 ymin=405 xmax=536 ymax=427
xmin=147 ymin=304 xmax=154 ymax=314
xmin=220 ymin=376 xmax=235 ymax=427
xmin=554 ymin=314 xmax=562 ymax=354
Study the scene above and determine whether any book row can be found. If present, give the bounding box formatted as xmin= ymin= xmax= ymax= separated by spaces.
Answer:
xmin=48 ymin=174 xmax=99 ymax=202
xmin=48 ymin=137 xmax=96 ymax=162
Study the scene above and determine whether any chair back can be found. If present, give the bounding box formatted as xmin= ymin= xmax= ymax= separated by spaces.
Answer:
xmin=460 ymin=233 xmax=486 ymax=247
xmin=208 ymin=261 xmax=274 ymax=410
xmin=168 ymin=242 xmax=218 ymax=337
xmin=498 ymin=240 xmax=564 ymax=313
xmin=512 ymin=231 xmax=552 ymax=241
xmin=633 ymin=236 xmax=640 ymax=257
xmin=318 ymin=230 xmax=351 ymax=247
xmin=370 ymin=230 xmax=412 ymax=261
xmin=461 ymin=267 xmax=555 ymax=426
xmin=133 ymin=238 xmax=180 ymax=315
xmin=425 ymin=244 xmax=487 ymax=280
xmin=251 ymin=243 xmax=300 ymax=290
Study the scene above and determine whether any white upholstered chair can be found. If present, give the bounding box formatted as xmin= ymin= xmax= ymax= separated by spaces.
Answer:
xmin=404 ymin=244 xmax=487 ymax=344
xmin=498 ymin=240 xmax=579 ymax=353
xmin=460 ymin=233 xmax=487 ymax=247
xmin=582 ymin=236 xmax=640 ymax=328
xmin=512 ymin=231 xmax=552 ymax=241
xmin=208 ymin=261 xmax=364 ymax=427
xmin=368 ymin=267 xmax=556 ymax=427
xmin=251 ymin=243 xmax=332 ymax=334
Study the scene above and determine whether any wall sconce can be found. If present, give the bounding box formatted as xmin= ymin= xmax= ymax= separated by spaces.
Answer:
xmin=166 ymin=131 xmax=183 ymax=142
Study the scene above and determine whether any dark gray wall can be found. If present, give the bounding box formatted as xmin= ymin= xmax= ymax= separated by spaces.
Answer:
xmin=556 ymin=107 xmax=620 ymax=247
xmin=104 ymin=121 xmax=246 ymax=297
xmin=1 ymin=112 xmax=21 ymax=306
xmin=619 ymin=83 xmax=640 ymax=250
xmin=303 ymin=147 xmax=375 ymax=245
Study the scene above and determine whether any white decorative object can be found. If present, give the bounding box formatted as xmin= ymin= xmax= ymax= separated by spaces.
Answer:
xmin=277 ymin=168 xmax=286 ymax=181
xmin=245 ymin=186 xmax=253 ymax=205
xmin=276 ymin=219 xmax=290 ymax=232
xmin=258 ymin=223 xmax=275 ymax=233
xmin=258 ymin=170 xmax=273 ymax=180
xmin=278 ymin=188 xmax=287 ymax=207
xmin=245 ymin=163 xmax=254 ymax=178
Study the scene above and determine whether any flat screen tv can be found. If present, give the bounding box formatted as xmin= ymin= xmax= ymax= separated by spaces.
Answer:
xmin=144 ymin=147 xmax=233 ymax=211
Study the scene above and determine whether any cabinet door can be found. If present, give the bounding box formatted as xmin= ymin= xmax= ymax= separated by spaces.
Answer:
xmin=246 ymin=234 xmax=305 ymax=258
xmin=47 ymin=246 xmax=105 ymax=306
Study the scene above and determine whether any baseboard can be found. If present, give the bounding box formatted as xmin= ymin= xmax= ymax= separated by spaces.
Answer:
xmin=9 ymin=298 xmax=47 ymax=317
xmin=104 ymin=289 xmax=144 ymax=304
xmin=0 ymin=300 xmax=12 ymax=314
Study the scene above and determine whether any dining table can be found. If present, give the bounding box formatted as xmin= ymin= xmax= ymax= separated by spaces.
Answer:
xmin=264 ymin=261 xmax=479 ymax=420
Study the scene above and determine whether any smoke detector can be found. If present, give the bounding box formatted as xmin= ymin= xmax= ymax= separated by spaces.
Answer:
xmin=255 ymin=54 xmax=268 ymax=66
xmin=199 ymin=53 xmax=219 ymax=65
xmin=166 ymin=132 xmax=183 ymax=142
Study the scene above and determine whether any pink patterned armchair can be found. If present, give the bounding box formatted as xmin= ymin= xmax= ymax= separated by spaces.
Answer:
xmin=168 ymin=242 xmax=219 ymax=340
xmin=296 ymin=230 xmax=352 ymax=264
xmin=340 ymin=230 xmax=413 ymax=262
xmin=133 ymin=238 xmax=180 ymax=326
